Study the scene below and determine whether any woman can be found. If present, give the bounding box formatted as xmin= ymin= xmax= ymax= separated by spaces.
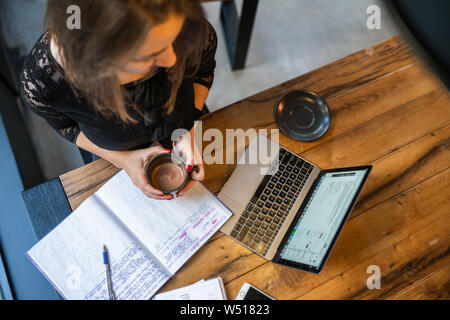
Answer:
xmin=20 ymin=0 xmax=217 ymax=200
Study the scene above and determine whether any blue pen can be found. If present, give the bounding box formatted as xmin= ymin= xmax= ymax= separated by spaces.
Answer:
xmin=103 ymin=245 xmax=116 ymax=300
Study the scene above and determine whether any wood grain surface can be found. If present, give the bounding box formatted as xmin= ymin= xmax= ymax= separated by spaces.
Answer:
xmin=60 ymin=36 xmax=450 ymax=299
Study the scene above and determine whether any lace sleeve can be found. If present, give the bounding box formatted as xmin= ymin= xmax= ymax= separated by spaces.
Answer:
xmin=20 ymin=69 xmax=81 ymax=144
xmin=192 ymin=22 xmax=218 ymax=90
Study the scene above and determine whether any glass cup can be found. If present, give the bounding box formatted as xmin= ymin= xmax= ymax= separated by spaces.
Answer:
xmin=145 ymin=153 xmax=197 ymax=195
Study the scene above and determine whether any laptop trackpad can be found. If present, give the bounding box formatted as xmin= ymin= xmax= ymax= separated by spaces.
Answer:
xmin=219 ymin=163 xmax=266 ymax=207
xmin=219 ymin=134 xmax=279 ymax=207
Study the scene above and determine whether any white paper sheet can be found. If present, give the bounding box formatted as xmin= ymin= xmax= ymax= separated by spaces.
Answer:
xmin=153 ymin=277 xmax=227 ymax=300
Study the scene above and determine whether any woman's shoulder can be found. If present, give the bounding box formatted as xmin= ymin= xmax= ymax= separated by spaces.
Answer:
xmin=20 ymin=31 xmax=69 ymax=107
xmin=204 ymin=20 xmax=218 ymax=52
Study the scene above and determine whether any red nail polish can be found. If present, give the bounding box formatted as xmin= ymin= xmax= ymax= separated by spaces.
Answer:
xmin=165 ymin=148 xmax=171 ymax=152
xmin=187 ymin=165 xmax=192 ymax=172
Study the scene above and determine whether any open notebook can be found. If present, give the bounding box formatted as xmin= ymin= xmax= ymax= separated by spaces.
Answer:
xmin=26 ymin=170 xmax=233 ymax=300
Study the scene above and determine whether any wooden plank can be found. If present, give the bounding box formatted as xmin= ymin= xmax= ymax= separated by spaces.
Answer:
xmin=60 ymin=159 xmax=119 ymax=210
xmin=299 ymin=88 xmax=450 ymax=169
xmin=293 ymin=62 xmax=442 ymax=154
xmin=352 ymin=124 xmax=450 ymax=217
xmin=296 ymin=216 xmax=450 ymax=300
xmin=223 ymin=169 xmax=450 ymax=299
xmin=389 ymin=266 xmax=450 ymax=300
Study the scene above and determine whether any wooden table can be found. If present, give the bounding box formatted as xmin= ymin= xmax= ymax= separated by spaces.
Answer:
xmin=58 ymin=36 xmax=450 ymax=299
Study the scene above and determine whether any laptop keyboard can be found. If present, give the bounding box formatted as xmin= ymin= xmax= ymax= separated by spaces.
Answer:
xmin=230 ymin=147 xmax=314 ymax=256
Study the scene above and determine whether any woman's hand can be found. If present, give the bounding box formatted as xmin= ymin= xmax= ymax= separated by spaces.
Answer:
xmin=172 ymin=127 xmax=205 ymax=197
xmin=115 ymin=145 xmax=174 ymax=200
xmin=76 ymin=131 xmax=173 ymax=199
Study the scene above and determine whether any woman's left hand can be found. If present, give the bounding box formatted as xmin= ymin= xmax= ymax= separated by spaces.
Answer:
xmin=172 ymin=126 xmax=205 ymax=197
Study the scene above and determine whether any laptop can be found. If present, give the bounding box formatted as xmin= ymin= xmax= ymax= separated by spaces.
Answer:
xmin=218 ymin=134 xmax=371 ymax=273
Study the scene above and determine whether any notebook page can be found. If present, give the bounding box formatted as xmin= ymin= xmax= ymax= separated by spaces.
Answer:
xmin=96 ymin=170 xmax=233 ymax=274
xmin=27 ymin=194 xmax=170 ymax=300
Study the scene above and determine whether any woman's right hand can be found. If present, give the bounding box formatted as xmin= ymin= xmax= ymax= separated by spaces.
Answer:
xmin=114 ymin=145 xmax=174 ymax=200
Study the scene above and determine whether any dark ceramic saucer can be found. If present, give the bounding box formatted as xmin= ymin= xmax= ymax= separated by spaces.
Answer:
xmin=274 ymin=90 xmax=331 ymax=142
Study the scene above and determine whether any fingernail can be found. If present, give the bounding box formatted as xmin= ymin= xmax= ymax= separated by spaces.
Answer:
xmin=187 ymin=165 xmax=192 ymax=172
xmin=165 ymin=148 xmax=171 ymax=152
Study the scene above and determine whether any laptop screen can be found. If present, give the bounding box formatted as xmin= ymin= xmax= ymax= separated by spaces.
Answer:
xmin=276 ymin=167 xmax=371 ymax=273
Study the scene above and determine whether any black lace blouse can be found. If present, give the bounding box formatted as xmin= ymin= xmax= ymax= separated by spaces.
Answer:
xmin=20 ymin=23 xmax=217 ymax=151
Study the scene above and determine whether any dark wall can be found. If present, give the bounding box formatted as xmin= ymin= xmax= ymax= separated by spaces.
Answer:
xmin=0 ymin=0 xmax=56 ymax=299
xmin=0 ymin=0 xmax=47 ymax=187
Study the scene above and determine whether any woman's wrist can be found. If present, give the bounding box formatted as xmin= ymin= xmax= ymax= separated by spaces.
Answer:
xmin=106 ymin=150 xmax=129 ymax=169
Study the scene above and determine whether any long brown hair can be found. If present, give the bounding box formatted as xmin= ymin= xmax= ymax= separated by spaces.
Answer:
xmin=45 ymin=0 xmax=208 ymax=122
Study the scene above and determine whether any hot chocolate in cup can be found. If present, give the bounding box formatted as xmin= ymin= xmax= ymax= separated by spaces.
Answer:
xmin=145 ymin=153 xmax=193 ymax=195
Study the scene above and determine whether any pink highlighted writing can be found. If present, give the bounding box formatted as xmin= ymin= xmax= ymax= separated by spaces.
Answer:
xmin=193 ymin=207 xmax=214 ymax=228
xmin=188 ymin=219 xmax=221 ymax=252
xmin=179 ymin=232 xmax=187 ymax=240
